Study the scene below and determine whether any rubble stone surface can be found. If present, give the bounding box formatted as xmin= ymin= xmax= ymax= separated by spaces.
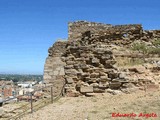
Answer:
xmin=44 ymin=21 xmax=160 ymax=96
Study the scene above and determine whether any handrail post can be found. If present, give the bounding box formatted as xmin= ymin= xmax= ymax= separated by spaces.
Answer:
xmin=51 ymin=86 xmax=53 ymax=103
xmin=30 ymin=92 xmax=33 ymax=113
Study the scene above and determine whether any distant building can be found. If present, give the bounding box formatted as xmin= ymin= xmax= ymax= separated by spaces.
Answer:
xmin=17 ymin=80 xmax=37 ymax=88
xmin=0 ymin=80 xmax=15 ymax=99
xmin=18 ymin=88 xmax=34 ymax=95
xmin=38 ymin=81 xmax=43 ymax=84
xmin=17 ymin=83 xmax=32 ymax=88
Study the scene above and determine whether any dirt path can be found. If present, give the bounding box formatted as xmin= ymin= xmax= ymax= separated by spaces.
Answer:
xmin=22 ymin=90 xmax=160 ymax=120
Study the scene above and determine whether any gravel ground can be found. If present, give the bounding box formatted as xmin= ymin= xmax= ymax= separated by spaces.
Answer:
xmin=22 ymin=90 xmax=160 ymax=120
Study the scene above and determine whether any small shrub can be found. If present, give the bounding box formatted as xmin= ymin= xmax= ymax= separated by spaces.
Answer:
xmin=132 ymin=43 xmax=148 ymax=54
xmin=152 ymin=39 xmax=160 ymax=47
xmin=148 ymin=47 xmax=160 ymax=55
xmin=115 ymin=57 xmax=145 ymax=67
xmin=132 ymin=42 xmax=160 ymax=55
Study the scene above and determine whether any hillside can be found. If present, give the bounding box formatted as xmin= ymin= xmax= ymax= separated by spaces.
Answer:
xmin=31 ymin=21 xmax=160 ymax=120
xmin=23 ymin=90 xmax=160 ymax=120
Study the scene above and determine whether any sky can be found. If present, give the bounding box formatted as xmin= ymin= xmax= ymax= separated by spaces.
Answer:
xmin=0 ymin=0 xmax=160 ymax=75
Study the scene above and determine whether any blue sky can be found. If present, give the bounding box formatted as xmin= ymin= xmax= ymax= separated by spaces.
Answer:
xmin=0 ymin=0 xmax=160 ymax=74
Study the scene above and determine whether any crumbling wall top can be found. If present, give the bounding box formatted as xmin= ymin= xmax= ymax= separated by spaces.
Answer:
xmin=68 ymin=21 xmax=143 ymax=41
xmin=68 ymin=21 xmax=112 ymax=40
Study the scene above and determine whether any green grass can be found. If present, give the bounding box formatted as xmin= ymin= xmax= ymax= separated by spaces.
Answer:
xmin=148 ymin=47 xmax=160 ymax=55
xmin=132 ymin=41 xmax=160 ymax=55
xmin=152 ymin=38 xmax=160 ymax=47
xmin=115 ymin=57 xmax=145 ymax=67
xmin=132 ymin=42 xmax=148 ymax=54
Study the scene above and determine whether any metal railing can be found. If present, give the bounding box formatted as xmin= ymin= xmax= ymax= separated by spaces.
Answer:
xmin=1 ymin=85 xmax=63 ymax=120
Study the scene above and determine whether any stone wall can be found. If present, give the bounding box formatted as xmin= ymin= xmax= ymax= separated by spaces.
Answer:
xmin=44 ymin=21 xmax=160 ymax=97
xmin=43 ymin=41 xmax=67 ymax=96
xmin=79 ymin=24 xmax=144 ymax=46
xmin=64 ymin=41 xmax=118 ymax=96
xmin=68 ymin=21 xmax=112 ymax=41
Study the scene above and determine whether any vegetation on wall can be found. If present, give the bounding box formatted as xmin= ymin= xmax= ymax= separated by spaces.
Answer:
xmin=152 ymin=38 xmax=160 ymax=47
xmin=132 ymin=39 xmax=160 ymax=55
xmin=115 ymin=57 xmax=145 ymax=67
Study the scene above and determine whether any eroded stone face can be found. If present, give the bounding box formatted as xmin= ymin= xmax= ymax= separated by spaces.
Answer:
xmin=44 ymin=21 xmax=160 ymax=97
xmin=43 ymin=41 xmax=67 ymax=96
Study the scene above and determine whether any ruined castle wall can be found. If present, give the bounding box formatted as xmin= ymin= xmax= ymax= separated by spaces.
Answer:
xmin=68 ymin=21 xmax=145 ymax=43
xmin=80 ymin=24 xmax=144 ymax=45
xmin=44 ymin=21 xmax=160 ymax=97
xmin=43 ymin=41 xmax=67 ymax=96
xmin=68 ymin=21 xmax=112 ymax=40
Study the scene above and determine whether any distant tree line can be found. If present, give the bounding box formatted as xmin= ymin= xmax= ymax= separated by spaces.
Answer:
xmin=0 ymin=74 xmax=43 ymax=83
